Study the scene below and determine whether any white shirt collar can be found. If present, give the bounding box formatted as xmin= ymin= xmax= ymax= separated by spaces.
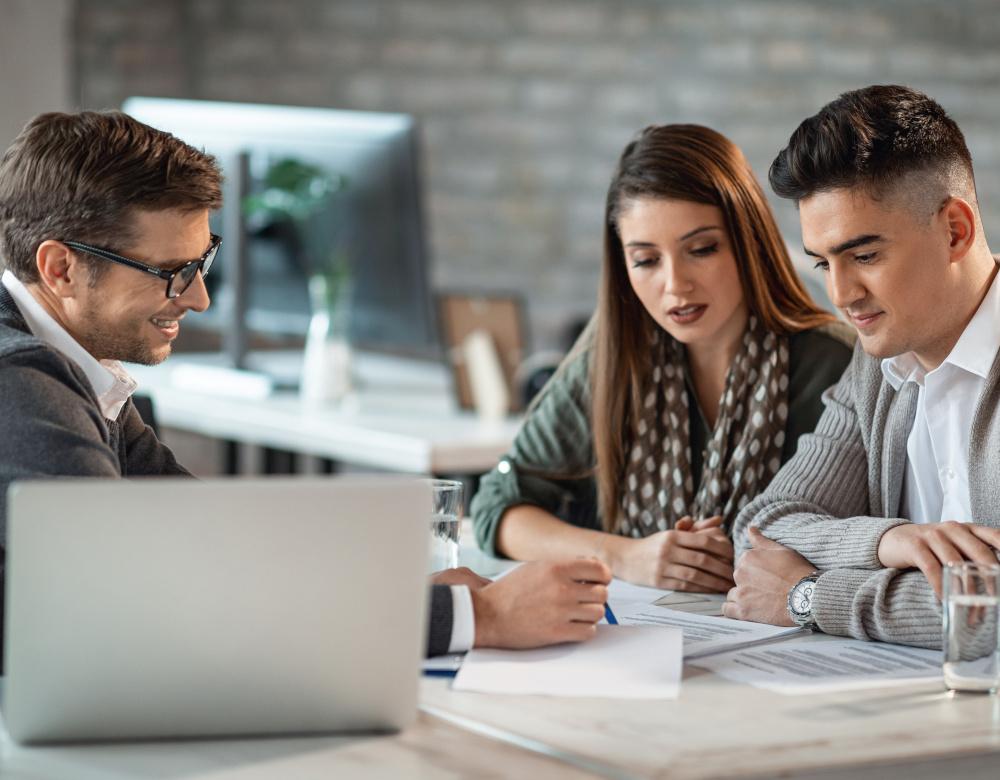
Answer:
xmin=2 ymin=269 xmax=137 ymax=420
xmin=882 ymin=266 xmax=1000 ymax=390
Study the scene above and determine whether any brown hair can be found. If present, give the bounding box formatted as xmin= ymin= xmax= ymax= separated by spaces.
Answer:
xmin=592 ymin=124 xmax=834 ymax=531
xmin=0 ymin=110 xmax=223 ymax=282
xmin=769 ymin=85 xmax=974 ymax=204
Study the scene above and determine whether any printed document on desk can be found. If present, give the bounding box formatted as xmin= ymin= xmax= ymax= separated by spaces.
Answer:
xmin=453 ymin=625 xmax=682 ymax=699
xmin=607 ymin=579 xmax=726 ymax=618
xmin=612 ymin=603 xmax=806 ymax=659
xmin=691 ymin=636 xmax=942 ymax=694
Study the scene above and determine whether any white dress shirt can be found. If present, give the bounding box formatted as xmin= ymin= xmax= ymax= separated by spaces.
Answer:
xmin=882 ymin=269 xmax=1000 ymax=524
xmin=3 ymin=270 xmax=137 ymax=421
xmin=448 ymin=584 xmax=475 ymax=653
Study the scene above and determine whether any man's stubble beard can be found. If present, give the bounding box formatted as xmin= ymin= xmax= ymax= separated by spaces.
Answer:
xmin=76 ymin=300 xmax=168 ymax=366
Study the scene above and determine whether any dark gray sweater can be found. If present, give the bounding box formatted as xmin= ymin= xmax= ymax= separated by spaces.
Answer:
xmin=0 ymin=283 xmax=191 ymax=529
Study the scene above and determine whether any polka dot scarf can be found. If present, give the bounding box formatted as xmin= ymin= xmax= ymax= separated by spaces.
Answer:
xmin=618 ymin=316 xmax=790 ymax=537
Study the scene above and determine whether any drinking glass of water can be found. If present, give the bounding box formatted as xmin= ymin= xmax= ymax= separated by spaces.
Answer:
xmin=943 ymin=561 xmax=1000 ymax=693
xmin=429 ymin=479 xmax=463 ymax=573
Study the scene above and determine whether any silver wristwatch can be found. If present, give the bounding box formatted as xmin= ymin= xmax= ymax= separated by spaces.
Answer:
xmin=787 ymin=573 xmax=819 ymax=630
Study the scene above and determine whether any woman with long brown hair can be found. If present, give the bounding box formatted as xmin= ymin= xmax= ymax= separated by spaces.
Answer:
xmin=469 ymin=124 xmax=854 ymax=591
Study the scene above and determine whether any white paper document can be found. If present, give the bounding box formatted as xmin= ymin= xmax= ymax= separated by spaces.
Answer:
xmin=611 ymin=604 xmax=806 ymax=659
xmin=452 ymin=625 xmax=682 ymax=699
xmin=692 ymin=637 xmax=942 ymax=694
xmin=606 ymin=578 xmax=674 ymax=606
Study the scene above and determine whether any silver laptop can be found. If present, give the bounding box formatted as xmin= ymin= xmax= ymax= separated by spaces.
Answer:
xmin=3 ymin=476 xmax=430 ymax=744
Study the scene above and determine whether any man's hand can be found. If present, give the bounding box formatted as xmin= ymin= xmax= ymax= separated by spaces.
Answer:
xmin=471 ymin=559 xmax=611 ymax=649
xmin=723 ymin=527 xmax=815 ymax=626
xmin=612 ymin=517 xmax=734 ymax=592
xmin=877 ymin=522 xmax=1000 ymax=599
xmin=429 ymin=567 xmax=492 ymax=589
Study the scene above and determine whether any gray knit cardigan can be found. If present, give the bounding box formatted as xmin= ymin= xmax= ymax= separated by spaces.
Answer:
xmin=733 ymin=338 xmax=1000 ymax=649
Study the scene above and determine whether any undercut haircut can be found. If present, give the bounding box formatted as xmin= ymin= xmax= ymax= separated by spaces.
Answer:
xmin=769 ymin=85 xmax=975 ymax=218
xmin=0 ymin=110 xmax=223 ymax=283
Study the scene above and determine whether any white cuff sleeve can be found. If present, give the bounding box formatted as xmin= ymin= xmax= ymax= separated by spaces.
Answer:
xmin=447 ymin=585 xmax=475 ymax=653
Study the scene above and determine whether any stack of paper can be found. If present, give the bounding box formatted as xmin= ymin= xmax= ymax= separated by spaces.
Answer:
xmin=452 ymin=625 xmax=682 ymax=699
xmin=691 ymin=636 xmax=942 ymax=694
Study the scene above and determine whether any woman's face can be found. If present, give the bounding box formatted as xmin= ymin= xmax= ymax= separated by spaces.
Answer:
xmin=618 ymin=198 xmax=748 ymax=353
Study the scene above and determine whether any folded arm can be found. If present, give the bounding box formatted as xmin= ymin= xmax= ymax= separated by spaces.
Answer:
xmin=729 ymin=356 xmax=948 ymax=644
xmin=732 ymin=362 xmax=907 ymax=568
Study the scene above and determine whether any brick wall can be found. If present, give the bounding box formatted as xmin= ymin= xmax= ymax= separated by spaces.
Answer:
xmin=73 ymin=0 xmax=1000 ymax=349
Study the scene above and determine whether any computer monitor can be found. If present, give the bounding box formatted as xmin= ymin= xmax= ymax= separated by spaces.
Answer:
xmin=122 ymin=97 xmax=438 ymax=360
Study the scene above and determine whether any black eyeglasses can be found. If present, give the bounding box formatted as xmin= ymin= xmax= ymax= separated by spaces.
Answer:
xmin=62 ymin=234 xmax=222 ymax=299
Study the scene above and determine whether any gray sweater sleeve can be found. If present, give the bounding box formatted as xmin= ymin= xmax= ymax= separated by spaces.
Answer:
xmin=732 ymin=356 xmax=908 ymax=566
xmin=732 ymin=350 xmax=943 ymax=649
xmin=812 ymin=568 xmax=941 ymax=648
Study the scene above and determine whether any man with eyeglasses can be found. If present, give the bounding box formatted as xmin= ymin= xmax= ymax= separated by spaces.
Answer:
xmin=0 ymin=111 xmax=218 ymax=486
xmin=0 ymin=110 xmax=609 ymax=662
xmin=0 ymin=112 xmax=219 ymax=658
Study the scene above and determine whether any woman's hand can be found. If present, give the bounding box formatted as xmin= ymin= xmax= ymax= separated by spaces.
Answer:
xmin=610 ymin=516 xmax=735 ymax=591
xmin=676 ymin=514 xmax=728 ymax=544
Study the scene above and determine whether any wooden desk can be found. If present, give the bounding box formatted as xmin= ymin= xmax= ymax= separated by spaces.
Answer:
xmin=127 ymin=351 xmax=521 ymax=475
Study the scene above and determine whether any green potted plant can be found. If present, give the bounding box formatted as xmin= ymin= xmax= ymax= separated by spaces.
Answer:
xmin=243 ymin=158 xmax=353 ymax=403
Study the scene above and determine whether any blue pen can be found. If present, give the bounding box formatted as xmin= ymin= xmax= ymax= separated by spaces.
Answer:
xmin=604 ymin=603 xmax=618 ymax=625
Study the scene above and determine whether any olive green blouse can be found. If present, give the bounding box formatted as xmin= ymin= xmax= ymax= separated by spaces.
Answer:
xmin=470 ymin=322 xmax=856 ymax=556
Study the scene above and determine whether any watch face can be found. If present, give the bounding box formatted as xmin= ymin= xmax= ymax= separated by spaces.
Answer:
xmin=791 ymin=582 xmax=815 ymax=615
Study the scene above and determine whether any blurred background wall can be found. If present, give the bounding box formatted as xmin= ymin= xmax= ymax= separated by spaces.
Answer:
xmin=0 ymin=0 xmax=71 ymax=151
xmin=6 ymin=0 xmax=1000 ymax=348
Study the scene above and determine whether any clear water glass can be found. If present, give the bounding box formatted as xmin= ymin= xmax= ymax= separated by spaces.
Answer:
xmin=942 ymin=562 xmax=1000 ymax=693
xmin=429 ymin=479 xmax=463 ymax=573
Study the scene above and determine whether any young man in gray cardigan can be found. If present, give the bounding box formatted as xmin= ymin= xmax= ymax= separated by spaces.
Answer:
xmin=0 ymin=110 xmax=608 ymax=661
xmin=725 ymin=85 xmax=1000 ymax=649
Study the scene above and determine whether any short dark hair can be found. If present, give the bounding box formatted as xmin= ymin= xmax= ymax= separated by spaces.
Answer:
xmin=769 ymin=85 xmax=974 ymax=206
xmin=0 ymin=110 xmax=223 ymax=282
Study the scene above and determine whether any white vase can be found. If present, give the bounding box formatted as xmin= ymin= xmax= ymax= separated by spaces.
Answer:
xmin=301 ymin=276 xmax=352 ymax=405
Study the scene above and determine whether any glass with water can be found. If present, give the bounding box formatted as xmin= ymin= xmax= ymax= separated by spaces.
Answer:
xmin=943 ymin=562 xmax=1000 ymax=693
xmin=429 ymin=479 xmax=463 ymax=573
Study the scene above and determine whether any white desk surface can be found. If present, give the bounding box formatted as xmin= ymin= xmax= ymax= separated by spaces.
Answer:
xmin=127 ymin=351 xmax=521 ymax=474
xmin=422 ymin=654 xmax=1000 ymax=780
xmin=4 ymin=522 xmax=1000 ymax=779
xmin=0 ymin=711 xmax=595 ymax=780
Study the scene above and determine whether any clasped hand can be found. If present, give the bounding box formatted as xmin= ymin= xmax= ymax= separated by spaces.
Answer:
xmin=614 ymin=515 xmax=735 ymax=592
